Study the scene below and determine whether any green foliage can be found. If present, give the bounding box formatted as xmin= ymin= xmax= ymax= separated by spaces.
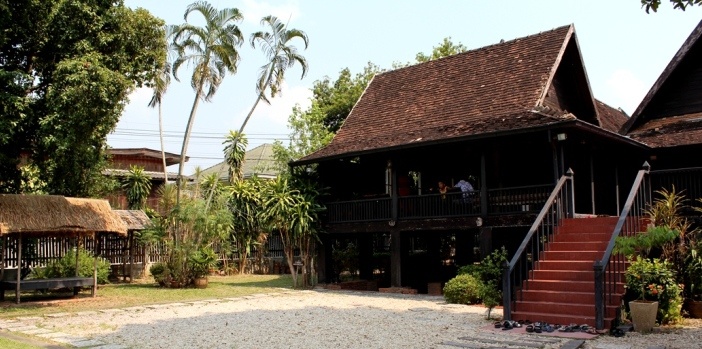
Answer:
xmin=479 ymin=281 xmax=502 ymax=319
xmin=32 ymin=248 xmax=111 ymax=285
xmin=443 ymin=274 xmax=482 ymax=305
xmin=625 ymin=256 xmax=683 ymax=324
xmin=458 ymin=247 xmax=508 ymax=286
xmin=223 ymin=131 xmax=248 ymax=182
xmin=614 ymin=225 xmax=680 ymax=257
xmin=641 ymin=0 xmax=702 ymax=13
xmin=188 ymin=247 xmax=218 ymax=278
xmin=0 ymin=1 xmax=166 ymax=196
xmin=414 ymin=37 xmax=468 ymax=63
xmin=227 ymin=177 xmax=266 ymax=273
xmin=149 ymin=262 xmax=170 ymax=285
xmin=122 ymin=165 xmax=152 ymax=209
xmin=272 ymin=102 xmax=334 ymax=173
xmin=314 ymin=63 xmax=382 ymax=133
xmin=331 ymin=240 xmax=359 ymax=280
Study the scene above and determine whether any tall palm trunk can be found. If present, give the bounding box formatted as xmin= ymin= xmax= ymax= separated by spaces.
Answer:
xmin=159 ymin=102 xmax=168 ymax=185
xmin=176 ymin=79 xmax=205 ymax=210
xmin=204 ymin=73 xmax=272 ymax=212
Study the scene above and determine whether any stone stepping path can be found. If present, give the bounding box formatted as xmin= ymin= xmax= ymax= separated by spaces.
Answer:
xmin=441 ymin=332 xmax=580 ymax=349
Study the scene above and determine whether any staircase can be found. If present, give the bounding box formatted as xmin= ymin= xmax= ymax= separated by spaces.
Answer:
xmin=510 ymin=217 xmax=624 ymax=328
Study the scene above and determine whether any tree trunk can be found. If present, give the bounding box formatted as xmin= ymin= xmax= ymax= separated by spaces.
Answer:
xmin=239 ymin=245 xmax=247 ymax=274
xmin=280 ymin=230 xmax=297 ymax=287
xmin=175 ymin=79 xmax=205 ymax=230
xmin=159 ymin=101 xmax=168 ymax=185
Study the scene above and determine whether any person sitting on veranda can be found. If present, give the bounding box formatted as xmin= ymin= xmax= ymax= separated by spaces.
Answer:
xmin=437 ymin=181 xmax=449 ymax=199
xmin=454 ymin=179 xmax=475 ymax=202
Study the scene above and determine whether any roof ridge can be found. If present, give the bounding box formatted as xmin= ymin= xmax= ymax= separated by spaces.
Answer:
xmin=377 ymin=24 xmax=573 ymax=77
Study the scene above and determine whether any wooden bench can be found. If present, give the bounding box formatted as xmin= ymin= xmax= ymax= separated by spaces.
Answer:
xmin=0 ymin=277 xmax=95 ymax=303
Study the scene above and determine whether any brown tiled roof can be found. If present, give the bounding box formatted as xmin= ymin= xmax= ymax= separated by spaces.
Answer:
xmin=300 ymin=25 xmax=574 ymax=163
xmin=595 ymin=99 xmax=629 ymax=133
xmin=628 ymin=112 xmax=702 ymax=147
xmin=108 ymin=148 xmax=187 ymax=165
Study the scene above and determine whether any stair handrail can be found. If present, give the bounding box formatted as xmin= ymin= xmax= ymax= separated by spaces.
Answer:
xmin=502 ymin=169 xmax=574 ymax=320
xmin=593 ymin=162 xmax=651 ymax=330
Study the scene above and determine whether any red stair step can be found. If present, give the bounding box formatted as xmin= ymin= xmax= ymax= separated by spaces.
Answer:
xmin=542 ymin=250 xmax=602 ymax=260
xmin=520 ymin=290 xmax=594 ymax=303
xmin=515 ymin=301 xmax=618 ymax=317
xmin=548 ymin=241 xmax=608 ymax=251
xmin=552 ymin=233 xmax=611 ymax=242
xmin=531 ymin=270 xmax=594 ymax=281
xmin=536 ymin=260 xmax=595 ymax=271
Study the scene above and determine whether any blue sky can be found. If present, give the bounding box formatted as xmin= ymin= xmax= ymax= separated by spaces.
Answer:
xmin=109 ymin=0 xmax=702 ymax=174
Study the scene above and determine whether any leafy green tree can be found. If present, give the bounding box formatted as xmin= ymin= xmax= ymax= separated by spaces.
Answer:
xmin=414 ymin=37 xmax=468 ymax=63
xmin=641 ymin=0 xmax=702 ymax=12
xmin=123 ymin=165 xmax=152 ymax=210
xmin=272 ymin=102 xmax=333 ymax=173
xmin=315 ymin=62 xmax=382 ymax=133
xmin=223 ymin=131 xmax=248 ymax=183
xmin=0 ymin=1 xmax=166 ymax=196
xmin=260 ymin=176 xmax=323 ymax=287
xmin=171 ymin=1 xmax=243 ymax=204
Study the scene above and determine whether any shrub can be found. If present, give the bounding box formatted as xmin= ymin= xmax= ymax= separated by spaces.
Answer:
xmin=625 ymin=256 xmax=683 ymax=324
xmin=443 ymin=274 xmax=482 ymax=305
xmin=31 ymin=248 xmax=111 ymax=284
xmin=149 ymin=262 xmax=169 ymax=286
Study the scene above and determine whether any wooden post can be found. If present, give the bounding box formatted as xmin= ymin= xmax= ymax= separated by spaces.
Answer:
xmin=590 ymin=154 xmax=596 ymax=215
xmin=74 ymin=237 xmax=80 ymax=277
xmin=93 ymin=235 xmax=98 ymax=297
xmin=480 ymin=152 xmax=488 ymax=217
xmin=1 ymin=236 xmax=5 ymax=281
xmin=16 ymin=234 xmax=21 ymax=304
xmin=390 ymin=230 xmax=401 ymax=287
xmin=128 ymin=231 xmax=134 ymax=282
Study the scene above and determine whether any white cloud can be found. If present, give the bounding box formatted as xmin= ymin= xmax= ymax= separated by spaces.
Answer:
xmin=240 ymin=0 xmax=301 ymax=25
xmin=605 ymin=69 xmax=648 ymax=115
xmin=240 ymin=81 xmax=312 ymax=127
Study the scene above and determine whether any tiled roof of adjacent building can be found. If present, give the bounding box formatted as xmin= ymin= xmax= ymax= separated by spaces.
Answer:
xmin=200 ymin=143 xmax=278 ymax=180
xmin=624 ymin=19 xmax=702 ymax=148
xmin=300 ymin=25 xmax=578 ymax=163
xmin=595 ymin=99 xmax=629 ymax=133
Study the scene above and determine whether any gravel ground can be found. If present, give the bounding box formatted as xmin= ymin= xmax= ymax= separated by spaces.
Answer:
xmin=10 ymin=290 xmax=702 ymax=349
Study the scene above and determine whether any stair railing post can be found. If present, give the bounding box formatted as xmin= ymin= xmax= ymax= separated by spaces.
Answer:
xmin=594 ymin=260 xmax=605 ymax=330
xmin=566 ymin=168 xmax=574 ymax=218
xmin=502 ymin=260 xmax=511 ymax=321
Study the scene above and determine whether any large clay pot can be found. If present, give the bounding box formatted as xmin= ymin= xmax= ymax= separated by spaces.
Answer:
xmin=193 ymin=277 xmax=208 ymax=289
xmin=684 ymin=299 xmax=702 ymax=318
xmin=629 ymin=300 xmax=658 ymax=333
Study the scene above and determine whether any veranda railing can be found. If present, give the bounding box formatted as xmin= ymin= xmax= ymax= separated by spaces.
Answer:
xmin=502 ymin=169 xmax=574 ymax=320
xmin=594 ymin=162 xmax=651 ymax=329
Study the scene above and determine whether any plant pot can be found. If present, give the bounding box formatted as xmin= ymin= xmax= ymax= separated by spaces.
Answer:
xmin=684 ymin=299 xmax=702 ymax=318
xmin=193 ymin=277 xmax=208 ymax=289
xmin=629 ymin=300 xmax=658 ymax=333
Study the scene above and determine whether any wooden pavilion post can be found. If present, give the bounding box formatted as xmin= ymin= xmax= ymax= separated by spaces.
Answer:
xmin=1 ymin=236 xmax=5 ymax=281
xmin=92 ymin=234 xmax=98 ymax=297
xmin=74 ymin=237 xmax=80 ymax=277
xmin=15 ymin=233 xmax=21 ymax=304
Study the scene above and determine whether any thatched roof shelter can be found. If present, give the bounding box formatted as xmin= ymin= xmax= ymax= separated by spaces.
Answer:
xmin=114 ymin=210 xmax=151 ymax=231
xmin=0 ymin=194 xmax=128 ymax=238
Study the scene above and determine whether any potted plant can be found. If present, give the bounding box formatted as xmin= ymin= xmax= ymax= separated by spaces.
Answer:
xmin=188 ymin=247 xmax=218 ymax=288
xmin=684 ymin=248 xmax=702 ymax=317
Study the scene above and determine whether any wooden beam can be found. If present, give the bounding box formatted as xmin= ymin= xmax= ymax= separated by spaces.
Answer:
xmin=93 ymin=236 xmax=98 ymax=297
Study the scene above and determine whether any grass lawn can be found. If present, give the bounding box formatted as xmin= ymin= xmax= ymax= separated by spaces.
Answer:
xmin=0 ymin=274 xmax=294 ymax=319
xmin=0 ymin=336 xmax=45 ymax=349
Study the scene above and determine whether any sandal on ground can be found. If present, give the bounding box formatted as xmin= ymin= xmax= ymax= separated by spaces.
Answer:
xmin=534 ymin=325 xmax=542 ymax=333
xmin=525 ymin=325 xmax=534 ymax=333
xmin=494 ymin=321 xmax=502 ymax=328
xmin=612 ymin=328 xmax=626 ymax=337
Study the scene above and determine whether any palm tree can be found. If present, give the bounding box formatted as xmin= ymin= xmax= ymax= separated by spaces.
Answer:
xmin=171 ymin=1 xmax=243 ymax=205
xmin=149 ymin=25 xmax=176 ymax=184
xmin=223 ymin=130 xmax=248 ymax=183
xmin=122 ymin=165 xmax=152 ymax=210
xmin=225 ymin=15 xmax=309 ymax=173
xmin=204 ymin=15 xmax=308 ymax=210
